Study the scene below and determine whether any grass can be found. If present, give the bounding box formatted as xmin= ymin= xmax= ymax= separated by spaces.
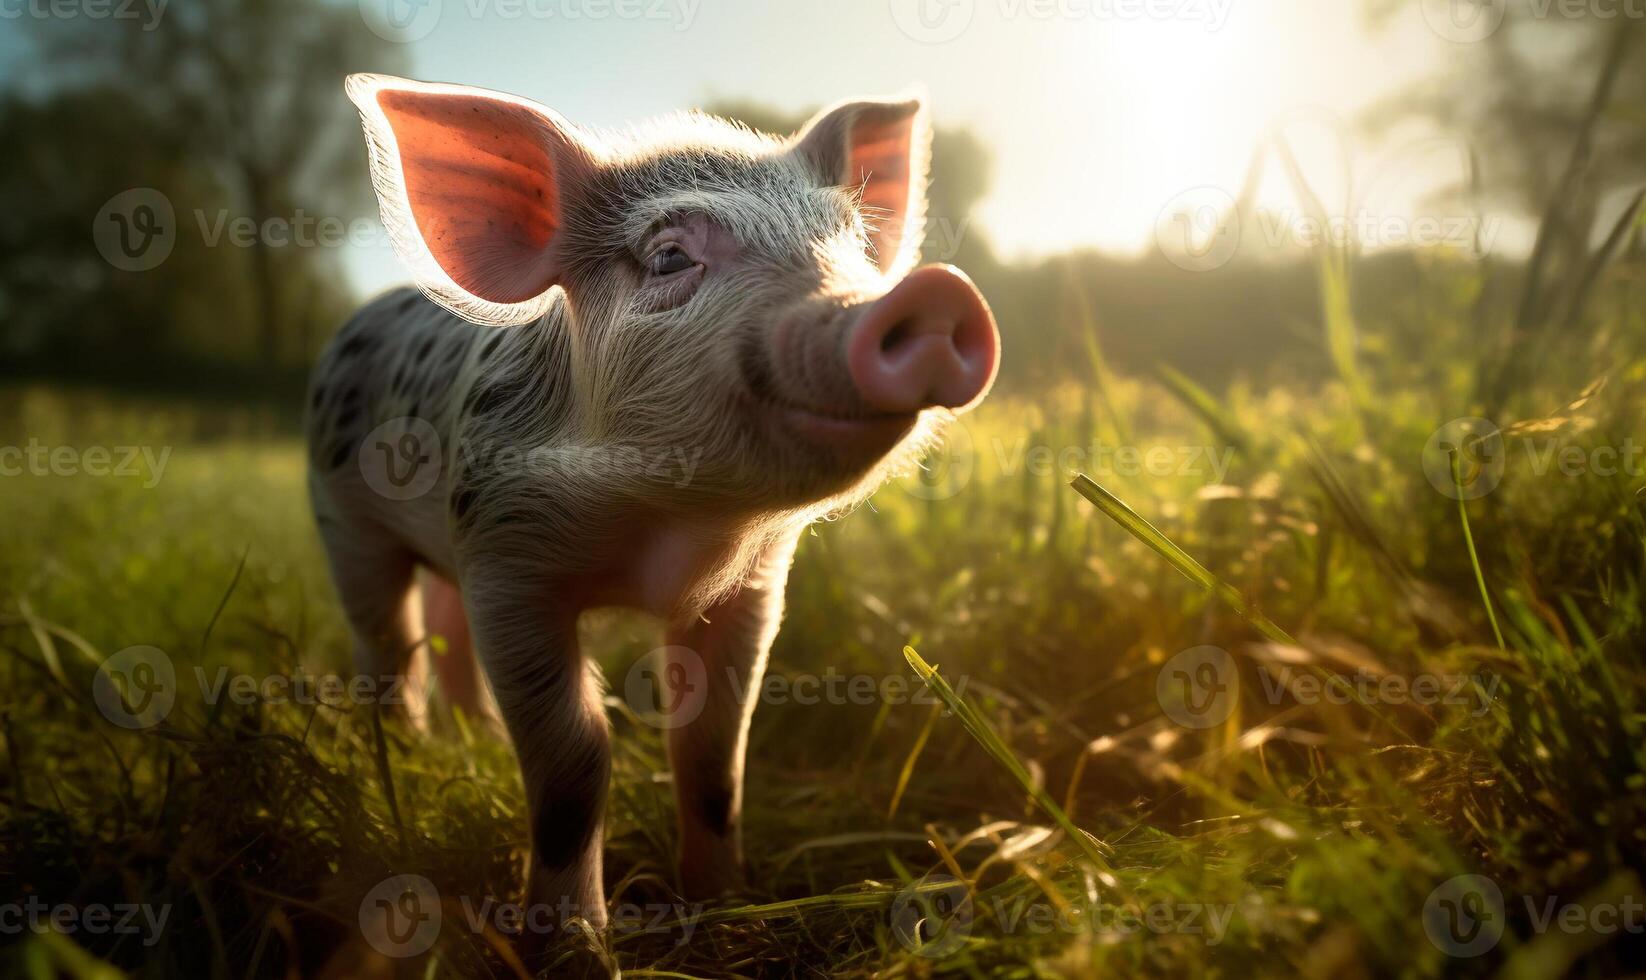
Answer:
xmin=3 ymin=249 xmax=1646 ymax=978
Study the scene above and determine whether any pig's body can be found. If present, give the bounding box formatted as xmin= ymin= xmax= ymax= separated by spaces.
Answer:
xmin=309 ymin=288 xmax=482 ymax=583
xmin=311 ymin=73 xmax=999 ymax=941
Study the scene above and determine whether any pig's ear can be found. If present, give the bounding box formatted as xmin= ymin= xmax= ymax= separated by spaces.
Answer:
xmin=790 ymin=94 xmax=931 ymax=277
xmin=346 ymin=73 xmax=598 ymax=326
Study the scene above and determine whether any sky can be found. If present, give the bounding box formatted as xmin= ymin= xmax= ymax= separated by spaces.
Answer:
xmin=0 ymin=0 xmax=1504 ymax=298
xmin=334 ymin=0 xmax=1492 ymax=296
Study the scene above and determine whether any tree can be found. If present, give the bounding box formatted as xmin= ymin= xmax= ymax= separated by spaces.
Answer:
xmin=19 ymin=0 xmax=405 ymax=370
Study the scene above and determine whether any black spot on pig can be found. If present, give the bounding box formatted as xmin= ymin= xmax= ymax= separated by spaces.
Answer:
xmin=465 ymin=384 xmax=505 ymax=416
xmin=698 ymin=785 xmax=734 ymax=837
xmin=531 ymin=749 xmax=607 ymax=870
xmin=451 ymin=486 xmax=477 ymax=525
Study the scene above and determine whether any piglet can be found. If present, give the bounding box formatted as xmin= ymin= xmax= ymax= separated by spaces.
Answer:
xmin=307 ymin=73 xmax=998 ymax=934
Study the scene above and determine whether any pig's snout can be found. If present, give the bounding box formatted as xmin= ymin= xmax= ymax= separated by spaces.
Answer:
xmin=846 ymin=265 xmax=999 ymax=414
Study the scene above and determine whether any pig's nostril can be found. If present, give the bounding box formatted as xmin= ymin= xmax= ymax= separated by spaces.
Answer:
xmin=846 ymin=264 xmax=1000 ymax=414
xmin=879 ymin=318 xmax=915 ymax=354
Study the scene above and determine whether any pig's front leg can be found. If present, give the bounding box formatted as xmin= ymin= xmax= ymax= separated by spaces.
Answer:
xmin=463 ymin=561 xmax=610 ymax=934
xmin=664 ymin=533 xmax=800 ymax=898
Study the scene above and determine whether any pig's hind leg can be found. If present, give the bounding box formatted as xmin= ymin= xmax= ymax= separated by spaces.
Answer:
xmin=420 ymin=569 xmax=501 ymax=728
xmin=314 ymin=512 xmax=433 ymax=729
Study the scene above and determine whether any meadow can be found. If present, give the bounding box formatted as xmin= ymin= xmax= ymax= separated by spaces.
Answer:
xmin=3 ymin=250 xmax=1645 ymax=978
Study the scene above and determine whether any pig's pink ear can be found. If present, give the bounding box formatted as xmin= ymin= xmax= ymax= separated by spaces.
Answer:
xmin=790 ymin=94 xmax=931 ymax=277
xmin=346 ymin=73 xmax=597 ymax=326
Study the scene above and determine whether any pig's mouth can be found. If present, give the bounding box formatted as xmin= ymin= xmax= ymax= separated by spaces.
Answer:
xmin=738 ymin=336 xmax=918 ymax=457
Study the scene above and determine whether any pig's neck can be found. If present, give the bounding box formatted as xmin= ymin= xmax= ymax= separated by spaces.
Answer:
xmin=449 ymin=312 xmax=796 ymax=625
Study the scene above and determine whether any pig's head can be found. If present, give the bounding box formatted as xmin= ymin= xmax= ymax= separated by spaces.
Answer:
xmin=347 ymin=74 xmax=998 ymax=517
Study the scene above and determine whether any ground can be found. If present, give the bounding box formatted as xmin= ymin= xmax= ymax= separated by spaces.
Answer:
xmin=3 ymin=275 xmax=1645 ymax=977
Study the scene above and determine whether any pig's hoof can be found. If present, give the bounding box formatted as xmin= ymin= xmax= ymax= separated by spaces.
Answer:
xmin=678 ymin=859 xmax=749 ymax=902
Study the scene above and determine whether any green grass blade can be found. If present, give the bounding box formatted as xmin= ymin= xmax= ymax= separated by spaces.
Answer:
xmin=1451 ymin=452 xmax=1506 ymax=649
xmin=1069 ymin=474 xmax=1296 ymax=645
xmin=902 ymin=646 xmax=1114 ymax=875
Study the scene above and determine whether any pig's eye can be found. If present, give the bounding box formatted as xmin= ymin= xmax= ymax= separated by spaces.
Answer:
xmin=647 ymin=244 xmax=696 ymax=277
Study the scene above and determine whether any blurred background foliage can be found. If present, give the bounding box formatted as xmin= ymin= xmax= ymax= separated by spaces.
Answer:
xmin=6 ymin=1 xmax=1645 ymax=411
